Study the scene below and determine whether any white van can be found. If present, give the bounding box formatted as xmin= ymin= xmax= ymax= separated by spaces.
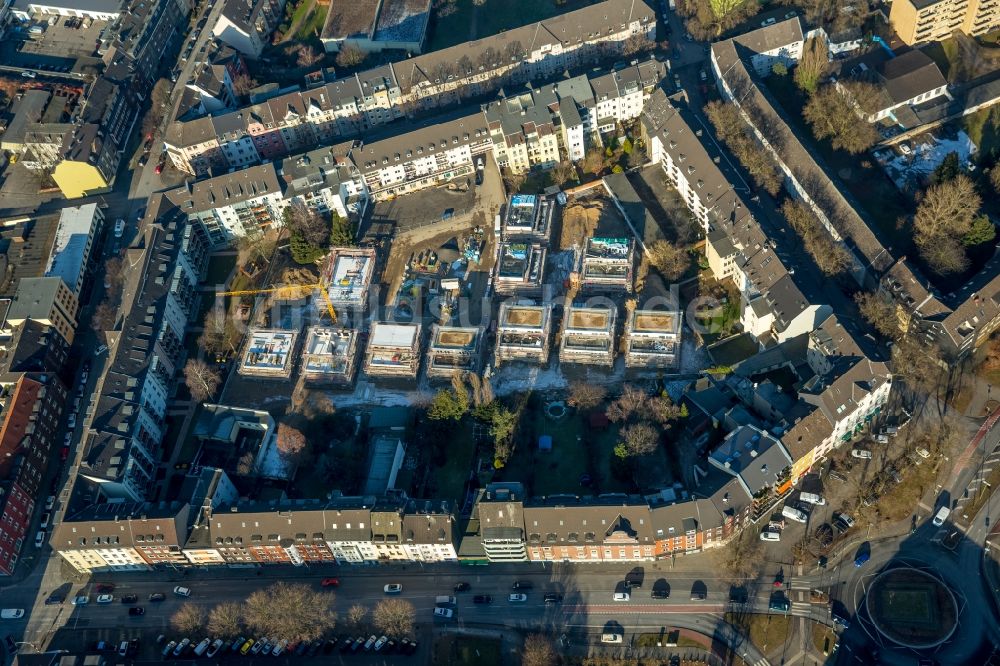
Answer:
xmin=601 ymin=633 xmax=623 ymax=644
xmin=781 ymin=505 xmax=808 ymax=523
xmin=434 ymin=596 xmax=457 ymax=606
xmin=759 ymin=530 xmax=781 ymax=542
xmin=799 ymin=493 xmax=826 ymax=506
xmin=932 ymin=506 xmax=951 ymax=526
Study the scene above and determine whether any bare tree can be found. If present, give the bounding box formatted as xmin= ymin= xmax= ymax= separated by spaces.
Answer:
xmin=854 ymin=292 xmax=901 ymax=341
xmin=523 ymin=634 xmax=557 ymax=666
xmin=199 ymin=309 xmax=239 ymax=357
xmin=296 ymin=45 xmax=322 ymax=69
xmin=991 ymin=166 xmax=1000 ymax=195
xmin=276 ymin=422 xmax=308 ymax=458
xmin=335 ymin=44 xmax=366 ymax=69
xmin=567 ymin=382 xmax=607 ymax=410
xmin=803 ymin=84 xmax=878 ymax=154
xmin=208 ymin=602 xmax=244 ymax=638
xmin=648 ymin=240 xmax=691 ymax=281
xmin=718 ymin=530 xmax=763 ymax=582
xmin=913 ymin=175 xmax=982 ymax=275
xmin=550 ymin=161 xmax=576 ymax=187
xmin=171 ymin=603 xmax=206 ymax=634
xmin=582 ymin=145 xmax=605 ymax=176
xmin=184 ymin=359 xmax=222 ymax=402
xmin=622 ymin=33 xmax=653 ymax=57
xmin=231 ymin=72 xmax=258 ymax=98
xmin=104 ymin=257 xmax=124 ymax=292
xmin=345 ymin=604 xmax=369 ymax=633
xmin=284 ymin=202 xmax=329 ymax=247
xmin=616 ymin=422 xmax=659 ymax=458
xmin=647 ymin=394 xmax=685 ymax=424
xmin=372 ymin=599 xmax=415 ymax=637
xmin=781 ymin=201 xmax=852 ymax=276
xmin=606 ymin=384 xmax=649 ymax=423
xmin=91 ymin=302 xmax=117 ymax=332
xmin=244 ymin=583 xmax=336 ymax=643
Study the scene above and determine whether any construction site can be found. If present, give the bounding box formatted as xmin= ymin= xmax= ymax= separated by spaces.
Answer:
xmin=558 ymin=304 xmax=618 ymax=367
xmin=364 ymin=322 xmax=423 ymax=378
xmin=576 ymin=237 xmax=635 ymax=292
xmin=501 ymin=194 xmax=555 ymax=241
xmin=426 ymin=325 xmax=484 ymax=378
xmin=238 ymin=329 xmax=299 ymax=378
xmin=495 ymin=303 xmax=553 ymax=366
xmin=624 ymin=309 xmax=683 ymax=369
xmin=321 ymin=247 xmax=377 ymax=319
xmin=301 ymin=326 xmax=360 ymax=386
xmin=494 ymin=242 xmax=547 ymax=295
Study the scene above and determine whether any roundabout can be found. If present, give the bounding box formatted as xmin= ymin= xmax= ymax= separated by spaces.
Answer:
xmin=863 ymin=566 xmax=958 ymax=649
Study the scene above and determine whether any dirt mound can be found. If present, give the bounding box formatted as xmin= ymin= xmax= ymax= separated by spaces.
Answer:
xmin=560 ymin=201 xmax=604 ymax=249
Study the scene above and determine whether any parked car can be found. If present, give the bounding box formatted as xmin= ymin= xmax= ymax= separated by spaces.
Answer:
xmin=113 ymin=218 xmax=125 ymax=238
xmin=34 ymin=531 xmax=46 ymax=547
xmin=162 ymin=641 xmax=178 ymax=657
xmin=21 ymin=70 xmax=36 ymax=78
xmin=851 ymin=448 xmax=873 ymax=459
xmin=72 ymin=595 xmax=89 ymax=606
xmin=271 ymin=639 xmax=287 ymax=656
xmin=799 ymin=492 xmax=826 ymax=506
xmin=932 ymin=506 xmax=951 ymax=526
xmin=613 ymin=591 xmax=630 ymax=601
xmin=120 ymin=595 xmax=137 ymax=604
xmin=1 ymin=609 xmax=25 ymax=619
xmin=761 ymin=17 xmax=776 ymax=26
xmin=249 ymin=640 xmax=265 ymax=655
xmin=601 ymin=633 xmax=623 ymax=644
xmin=834 ymin=512 xmax=856 ymax=529
xmin=760 ymin=529 xmax=781 ymax=542
xmin=173 ymin=586 xmax=191 ymax=597
xmin=39 ymin=512 xmax=50 ymax=529
xmin=383 ymin=583 xmax=402 ymax=594
xmin=44 ymin=495 xmax=55 ymax=511
xmin=435 ymin=596 xmax=457 ymax=607
xmin=769 ymin=598 xmax=790 ymax=612
xmin=781 ymin=505 xmax=808 ymax=523
xmin=374 ymin=636 xmax=388 ymax=651
xmin=434 ymin=607 xmax=454 ymax=619
xmin=230 ymin=636 xmax=246 ymax=653
xmin=364 ymin=635 xmax=378 ymax=650
xmin=239 ymin=639 xmax=254 ymax=655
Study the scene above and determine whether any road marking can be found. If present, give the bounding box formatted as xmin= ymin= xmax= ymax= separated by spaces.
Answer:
xmin=568 ymin=603 xmax=726 ymax=614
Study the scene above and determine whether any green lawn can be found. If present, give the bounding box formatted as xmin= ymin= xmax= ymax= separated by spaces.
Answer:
xmin=294 ymin=3 xmax=328 ymax=41
xmin=963 ymin=104 xmax=1000 ymax=163
xmin=429 ymin=425 xmax=476 ymax=503
xmin=427 ymin=0 xmax=599 ymax=52
xmin=204 ymin=253 xmax=237 ymax=285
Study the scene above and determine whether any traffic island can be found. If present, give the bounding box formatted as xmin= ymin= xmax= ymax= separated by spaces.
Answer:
xmin=724 ymin=612 xmax=791 ymax=654
xmin=865 ymin=566 xmax=958 ymax=649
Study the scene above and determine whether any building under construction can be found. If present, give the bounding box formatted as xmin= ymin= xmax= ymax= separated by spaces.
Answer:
xmin=495 ymin=242 xmax=546 ymax=295
xmin=426 ymin=325 xmax=484 ymax=378
xmin=364 ymin=322 xmax=423 ymax=378
xmin=501 ymin=194 xmax=555 ymax=241
xmin=559 ymin=304 xmax=617 ymax=367
xmin=495 ymin=303 xmax=553 ymax=365
xmin=301 ymin=326 xmax=360 ymax=385
xmin=624 ymin=309 xmax=682 ymax=369
xmin=239 ymin=329 xmax=299 ymax=378
xmin=577 ymin=237 xmax=634 ymax=292
xmin=322 ymin=247 xmax=376 ymax=314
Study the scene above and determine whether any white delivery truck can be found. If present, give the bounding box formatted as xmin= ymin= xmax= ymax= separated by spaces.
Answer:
xmin=782 ymin=505 xmax=808 ymax=523
xmin=932 ymin=506 xmax=951 ymax=526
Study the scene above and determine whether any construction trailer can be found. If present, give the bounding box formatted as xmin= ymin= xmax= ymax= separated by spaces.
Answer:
xmin=495 ymin=242 xmax=546 ymax=295
xmin=501 ymin=193 xmax=555 ymax=241
xmin=426 ymin=325 xmax=484 ymax=378
xmin=559 ymin=304 xmax=617 ymax=367
xmin=495 ymin=302 xmax=553 ymax=365
xmin=624 ymin=309 xmax=682 ymax=369
xmin=322 ymin=247 xmax=377 ymax=313
xmin=364 ymin=322 xmax=423 ymax=378
xmin=577 ymin=237 xmax=634 ymax=292
xmin=301 ymin=326 xmax=360 ymax=386
xmin=239 ymin=329 xmax=299 ymax=378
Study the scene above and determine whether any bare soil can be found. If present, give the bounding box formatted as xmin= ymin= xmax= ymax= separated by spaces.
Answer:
xmin=505 ymin=307 xmax=543 ymax=326
xmin=437 ymin=329 xmax=475 ymax=346
xmin=568 ymin=309 xmax=609 ymax=329
xmin=635 ymin=312 xmax=677 ymax=331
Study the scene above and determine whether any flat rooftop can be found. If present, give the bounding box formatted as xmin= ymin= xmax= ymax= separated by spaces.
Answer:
xmin=324 ymin=247 xmax=375 ymax=304
xmin=373 ymin=0 xmax=430 ymax=43
xmin=631 ymin=310 xmax=680 ymax=334
xmin=322 ymin=0 xmax=379 ymax=39
xmin=585 ymin=237 xmax=632 ymax=260
xmin=431 ymin=326 xmax=479 ymax=350
xmin=370 ymin=322 xmax=419 ymax=348
xmin=45 ymin=202 xmax=98 ymax=291
xmin=503 ymin=194 xmax=554 ymax=238
xmin=497 ymin=243 xmax=545 ymax=286
xmin=239 ymin=329 xmax=297 ymax=376
xmin=499 ymin=304 xmax=548 ymax=329
xmin=566 ymin=306 xmax=613 ymax=331
xmin=302 ymin=326 xmax=357 ymax=377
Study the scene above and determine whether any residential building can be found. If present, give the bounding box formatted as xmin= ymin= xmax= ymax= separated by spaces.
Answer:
xmin=576 ymin=237 xmax=634 ymax=292
xmin=501 ymin=194 xmax=555 ymax=242
xmin=320 ymin=0 xmax=432 ymax=54
xmin=495 ymin=303 xmax=552 ymax=366
xmin=890 ymin=0 xmax=1000 ymax=45
xmin=238 ymin=329 xmax=298 ymax=378
xmin=79 ymin=196 xmax=210 ymax=501
xmin=301 ymin=326 xmax=360 ymax=385
xmin=559 ymin=305 xmax=617 ymax=367
xmin=189 ymin=404 xmax=284 ymax=480
xmin=212 ymin=0 xmax=284 ymax=58
xmin=364 ymin=322 xmax=422 ymax=378
xmin=11 ymin=0 xmax=122 ymax=20
xmin=708 ymin=425 xmax=793 ymax=520
xmin=494 ymin=242 xmax=546 ymax=295
xmin=44 ymin=203 xmax=102 ymax=296
xmin=426 ymin=325 xmax=484 ymax=378
xmin=0 ymin=373 xmax=67 ymax=575
xmin=623 ymin=308 xmax=681 ymax=369
xmin=0 ymin=320 xmax=71 ymax=381
xmin=320 ymin=247 xmax=376 ymax=315
xmin=277 ymin=144 xmax=369 ymax=220
xmin=6 ymin=277 xmax=79 ymax=345
xmin=50 ymin=502 xmax=191 ymax=573
xmin=838 ymin=49 xmax=950 ymax=125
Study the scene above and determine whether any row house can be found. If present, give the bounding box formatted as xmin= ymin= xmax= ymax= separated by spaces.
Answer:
xmin=0 ymin=373 xmax=67 ymax=575
xmin=212 ymin=0 xmax=285 ymax=58
xmin=49 ymin=502 xmax=191 ymax=573
xmin=80 ymin=198 xmax=210 ymax=502
xmin=164 ymin=1 xmax=658 ymax=176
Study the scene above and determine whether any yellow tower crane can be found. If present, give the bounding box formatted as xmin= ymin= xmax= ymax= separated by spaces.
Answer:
xmin=215 ymin=283 xmax=337 ymax=322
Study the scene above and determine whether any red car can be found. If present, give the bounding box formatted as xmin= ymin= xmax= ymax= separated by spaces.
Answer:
xmin=96 ymin=583 xmax=115 ymax=593
xmin=60 ymin=446 xmax=70 ymax=461
xmin=321 ymin=578 xmax=339 ymax=588
xmin=154 ymin=163 xmax=164 ymax=174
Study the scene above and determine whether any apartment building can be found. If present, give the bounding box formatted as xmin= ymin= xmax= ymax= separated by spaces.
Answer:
xmin=623 ymin=308 xmax=682 ymax=369
xmin=6 ymin=277 xmax=79 ymax=345
xmin=426 ymin=325 xmax=484 ymax=378
xmin=494 ymin=242 xmax=547 ymax=295
xmin=364 ymin=323 xmax=422 ymax=378
xmin=838 ymin=50 xmax=950 ymax=125
xmin=277 ymin=144 xmax=369 ymax=221
xmin=301 ymin=326 xmax=360 ymax=385
xmin=44 ymin=203 xmax=102 ymax=296
xmin=321 ymin=247 xmax=376 ymax=315
xmin=708 ymin=425 xmax=793 ymax=519
xmin=890 ymin=0 xmax=1000 ymax=45
xmin=495 ymin=303 xmax=553 ymax=366
xmin=559 ymin=305 xmax=617 ymax=367
xmin=0 ymin=373 xmax=67 ymax=575
xmin=642 ymin=89 xmax=831 ymax=346
xmin=79 ymin=197 xmax=210 ymax=501
xmin=577 ymin=237 xmax=634 ymax=292
xmin=239 ymin=330 xmax=298 ymax=378
xmin=50 ymin=502 xmax=191 ymax=573
xmin=212 ymin=0 xmax=284 ymax=57
xmin=501 ymin=194 xmax=555 ymax=242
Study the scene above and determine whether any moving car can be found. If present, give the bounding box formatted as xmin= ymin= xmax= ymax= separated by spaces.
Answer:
xmin=769 ymin=598 xmax=790 ymax=612
xmin=120 ymin=595 xmax=137 ymax=604
xmin=321 ymin=578 xmax=339 ymax=587
xmin=96 ymin=594 xmax=113 ymax=603
xmin=21 ymin=70 xmax=36 ymax=78
xmin=435 ymin=596 xmax=457 ymax=606
xmin=508 ymin=593 xmax=527 ymax=602
xmin=72 ymin=595 xmax=88 ymax=605
xmin=433 ymin=607 xmax=454 ymax=619
xmin=511 ymin=581 xmax=533 ymax=590
xmin=128 ymin=607 xmax=144 ymax=616
xmin=933 ymin=506 xmax=951 ymax=526
xmin=854 ymin=552 xmax=870 ymax=567
xmin=384 ymin=583 xmax=402 ymax=594
xmin=454 ymin=582 xmax=471 ymax=592
xmin=173 ymin=586 xmax=191 ymax=597
xmin=473 ymin=595 xmax=493 ymax=604
xmin=543 ymin=593 xmax=563 ymax=604
xmin=601 ymin=634 xmax=623 ymax=644
xmin=148 ymin=593 xmax=165 ymax=602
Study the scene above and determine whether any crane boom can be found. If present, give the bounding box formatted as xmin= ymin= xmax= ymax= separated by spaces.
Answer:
xmin=215 ymin=283 xmax=337 ymax=322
